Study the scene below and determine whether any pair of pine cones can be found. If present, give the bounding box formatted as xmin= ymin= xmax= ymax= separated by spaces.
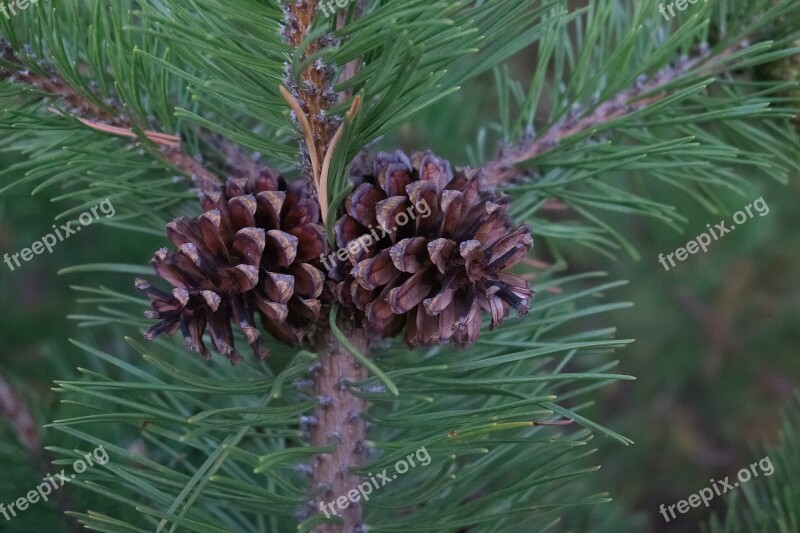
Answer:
xmin=137 ymin=151 xmax=534 ymax=364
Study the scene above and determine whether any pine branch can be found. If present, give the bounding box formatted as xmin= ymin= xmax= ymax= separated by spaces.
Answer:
xmin=309 ymin=328 xmax=370 ymax=532
xmin=282 ymin=0 xmax=341 ymax=183
xmin=278 ymin=5 xmax=372 ymax=530
xmin=10 ymin=1 xmax=796 ymax=531
xmin=0 ymin=41 xmax=223 ymax=194
xmin=479 ymin=40 xmax=752 ymax=188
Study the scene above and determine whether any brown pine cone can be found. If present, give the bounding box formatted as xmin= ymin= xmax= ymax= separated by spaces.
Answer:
xmin=137 ymin=170 xmax=327 ymax=364
xmin=329 ymin=150 xmax=534 ymax=347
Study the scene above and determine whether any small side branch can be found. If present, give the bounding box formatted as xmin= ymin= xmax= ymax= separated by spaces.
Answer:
xmin=1 ymin=42 xmax=223 ymax=193
xmin=480 ymin=40 xmax=751 ymax=188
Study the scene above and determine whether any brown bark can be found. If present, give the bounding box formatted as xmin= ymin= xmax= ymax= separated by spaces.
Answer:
xmin=309 ymin=326 xmax=370 ymax=532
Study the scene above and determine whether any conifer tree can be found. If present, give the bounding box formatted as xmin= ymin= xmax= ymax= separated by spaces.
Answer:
xmin=0 ymin=0 xmax=798 ymax=531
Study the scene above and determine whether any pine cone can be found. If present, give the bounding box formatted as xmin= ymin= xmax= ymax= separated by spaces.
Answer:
xmin=137 ymin=170 xmax=326 ymax=364
xmin=330 ymin=150 xmax=534 ymax=347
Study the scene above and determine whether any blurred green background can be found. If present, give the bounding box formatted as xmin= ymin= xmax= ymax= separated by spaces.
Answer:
xmin=0 ymin=148 xmax=162 ymax=531
xmin=578 ymin=174 xmax=800 ymax=532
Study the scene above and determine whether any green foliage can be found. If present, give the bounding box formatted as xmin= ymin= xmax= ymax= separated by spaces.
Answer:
xmin=483 ymin=0 xmax=800 ymax=261
xmin=50 ymin=269 xmax=632 ymax=532
xmin=0 ymin=1 xmax=197 ymax=225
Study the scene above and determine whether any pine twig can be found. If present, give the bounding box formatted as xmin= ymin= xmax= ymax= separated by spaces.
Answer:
xmin=282 ymin=0 xmax=341 ymax=184
xmin=479 ymin=40 xmax=752 ymax=188
xmin=0 ymin=42 xmax=222 ymax=193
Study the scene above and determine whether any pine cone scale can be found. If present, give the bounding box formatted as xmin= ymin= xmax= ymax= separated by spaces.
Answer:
xmin=389 ymin=237 xmax=428 ymax=273
xmin=231 ymin=227 xmax=265 ymax=267
xmin=265 ymin=230 xmax=298 ymax=268
xmin=388 ymin=270 xmax=433 ymax=314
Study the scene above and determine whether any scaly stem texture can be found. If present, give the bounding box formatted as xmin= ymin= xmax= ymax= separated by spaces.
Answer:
xmin=310 ymin=327 xmax=369 ymax=532
xmin=282 ymin=0 xmax=340 ymax=182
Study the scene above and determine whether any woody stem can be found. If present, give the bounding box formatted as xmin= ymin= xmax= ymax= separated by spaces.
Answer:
xmin=309 ymin=326 xmax=370 ymax=532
